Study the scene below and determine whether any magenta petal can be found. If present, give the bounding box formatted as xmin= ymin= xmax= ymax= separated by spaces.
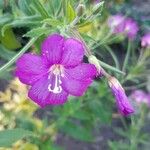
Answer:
xmin=65 ymin=63 xmax=97 ymax=81
xmin=124 ymin=18 xmax=138 ymax=40
xmin=141 ymin=33 xmax=150 ymax=47
xmin=115 ymin=91 xmax=134 ymax=116
xmin=61 ymin=38 xmax=84 ymax=68
xmin=109 ymin=77 xmax=134 ymax=116
xmin=16 ymin=70 xmax=44 ymax=86
xmin=41 ymin=34 xmax=65 ymax=65
xmin=62 ymin=78 xmax=92 ymax=96
xmin=28 ymin=75 xmax=68 ymax=107
xmin=16 ymin=53 xmax=48 ymax=85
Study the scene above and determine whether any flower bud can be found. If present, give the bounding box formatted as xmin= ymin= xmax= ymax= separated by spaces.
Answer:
xmin=141 ymin=33 xmax=150 ymax=48
xmin=88 ymin=55 xmax=103 ymax=76
xmin=108 ymin=77 xmax=134 ymax=116
xmin=76 ymin=4 xmax=85 ymax=17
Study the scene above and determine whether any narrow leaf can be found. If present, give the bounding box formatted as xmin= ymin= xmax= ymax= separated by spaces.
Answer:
xmin=0 ymin=128 xmax=34 ymax=147
xmin=24 ymin=27 xmax=51 ymax=38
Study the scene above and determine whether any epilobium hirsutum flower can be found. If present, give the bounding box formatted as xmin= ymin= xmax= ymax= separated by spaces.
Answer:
xmin=16 ymin=34 xmax=97 ymax=107
xmin=141 ymin=33 xmax=150 ymax=48
xmin=124 ymin=18 xmax=139 ymax=40
xmin=108 ymin=14 xmax=138 ymax=40
xmin=108 ymin=14 xmax=125 ymax=33
xmin=108 ymin=77 xmax=134 ymax=116
xmin=130 ymin=90 xmax=150 ymax=106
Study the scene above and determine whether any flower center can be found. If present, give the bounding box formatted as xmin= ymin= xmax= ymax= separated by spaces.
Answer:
xmin=48 ymin=65 xmax=64 ymax=94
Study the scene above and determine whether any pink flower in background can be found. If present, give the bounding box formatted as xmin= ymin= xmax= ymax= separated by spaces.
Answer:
xmin=141 ymin=33 xmax=150 ymax=47
xmin=108 ymin=14 xmax=138 ymax=40
xmin=108 ymin=14 xmax=125 ymax=33
xmin=124 ymin=18 xmax=139 ymax=40
xmin=108 ymin=77 xmax=134 ymax=116
xmin=130 ymin=90 xmax=150 ymax=106
xmin=16 ymin=34 xmax=97 ymax=107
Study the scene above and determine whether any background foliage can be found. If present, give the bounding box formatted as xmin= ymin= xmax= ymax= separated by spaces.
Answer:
xmin=0 ymin=0 xmax=149 ymax=149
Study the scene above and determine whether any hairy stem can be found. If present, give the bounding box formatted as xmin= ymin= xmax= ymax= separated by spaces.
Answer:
xmin=0 ymin=37 xmax=37 ymax=73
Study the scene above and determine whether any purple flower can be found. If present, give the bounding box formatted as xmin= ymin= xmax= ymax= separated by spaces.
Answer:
xmin=16 ymin=34 xmax=97 ymax=107
xmin=108 ymin=14 xmax=138 ymax=40
xmin=141 ymin=33 xmax=150 ymax=47
xmin=108 ymin=14 xmax=125 ymax=33
xmin=130 ymin=90 xmax=150 ymax=106
xmin=108 ymin=77 xmax=134 ymax=116
xmin=124 ymin=18 xmax=139 ymax=40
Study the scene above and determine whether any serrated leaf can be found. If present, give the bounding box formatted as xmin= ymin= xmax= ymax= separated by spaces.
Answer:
xmin=24 ymin=27 xmax=52 ymax=38
xmin=0 ymin=128 xmax=34 ymax=147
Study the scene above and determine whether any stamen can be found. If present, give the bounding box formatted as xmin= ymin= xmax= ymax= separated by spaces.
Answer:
xmin=48 ymin=74 xmax=62 ymax=94
xmin=48 ymin=65 xmax=64 ymax=94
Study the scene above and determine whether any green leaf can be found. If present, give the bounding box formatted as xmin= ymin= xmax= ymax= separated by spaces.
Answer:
xmin=66 ymin=2 xmax=76 ymax=23
xmin=31 ymin=0 xmax=49 ymax=18
xmin=18 ymin=0 xmax=33 ymax=15
xmin=0 ymin=44 xmax=16 ymax=60
xmin=51 ymin=0 xmax=62 ymax=16
xmin=24 ymin=27 xmax=52 ymax=38
xmin=72 ymin=110 xmax=91 ymax=120
xmin=0 ymin=27 xmax=21 ymax=50
xmin=1 ymin=15 xmax=42 ymax=36
xmin=0 ymin=0 xmax=4 ymax=9
xmin=42 ymin=18 xmax=63 ymax=27
xmin=0 ymin=128 xmax=34 ymax=147
xmin=0 ymin=37 xmax=37 ymax=74
xmin=89 ymin=100 xmax=112 ymax=123
xmin=0 ymin=14 xmax=13 ymax=26
xmin=60 ymin=121 xmax=93 ymax=141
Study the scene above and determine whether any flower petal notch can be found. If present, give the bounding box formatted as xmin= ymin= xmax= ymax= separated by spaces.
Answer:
xmin=108 ymin=77 xmax=134 ymax=116
xmin=16 ymin=34 xmax=97 ymax=107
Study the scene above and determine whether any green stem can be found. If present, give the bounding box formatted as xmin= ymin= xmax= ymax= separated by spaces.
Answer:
xmin=99 ymin=60 xmax=125 ymax=75
xmin=124 ymin=82 xmax=147 ymax=90
xmin=70 ymin=28 xmax=125 ymax=75
xmin=120 ymin=116 xmax=128 ymax=130
xmin=130 ymin=108 xmax=146 ymax=150
xmin=98 ymin=31 xmax=112 ymax=46
xmin=104 ymin=45 xmax=120 ymax=69
xmin=122 ymin=40 xmax=131 ymax=72
xmin=0 ymin=37 xmax=37 ymax=73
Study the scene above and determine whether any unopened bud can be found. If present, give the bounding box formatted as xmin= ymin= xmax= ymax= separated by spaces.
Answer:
xmin=108 ymin=76 xmax=124 ymax=91
xmin=108 ymin=76 xmax=134 ymax=116
xmin=88 ymin=55 xmax=103 ymax=75
xmin=76 ymin=4 xmax=85 ymax=17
